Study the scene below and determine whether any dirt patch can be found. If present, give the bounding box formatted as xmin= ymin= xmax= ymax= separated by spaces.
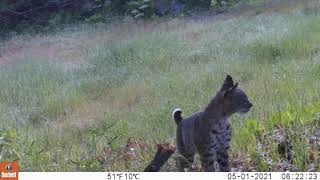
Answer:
xmin=0 ymin=38 xmax=81 ymax=65
xmin=0 ymin=32 xmax=111 ymax=65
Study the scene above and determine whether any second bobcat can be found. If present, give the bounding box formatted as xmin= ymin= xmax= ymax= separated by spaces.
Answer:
xmin=172 ymin=75 xmax=252 ymax=172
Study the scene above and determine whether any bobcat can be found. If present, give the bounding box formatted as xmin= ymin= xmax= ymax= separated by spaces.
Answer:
xmin=172 ymin=75 xmax=252 ymax=172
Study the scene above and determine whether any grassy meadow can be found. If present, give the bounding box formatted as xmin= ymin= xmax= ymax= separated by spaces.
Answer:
xmin=1 ymin=0 xmax=320 ymax=171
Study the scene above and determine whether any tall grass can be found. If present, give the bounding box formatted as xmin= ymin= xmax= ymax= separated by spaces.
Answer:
xmin=0 ymin=1 xmax=320 ymax=171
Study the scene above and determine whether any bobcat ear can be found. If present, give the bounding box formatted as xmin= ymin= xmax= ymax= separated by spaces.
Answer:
xmin=224 ymin=82 xmax=238 ymax=98
xmin=232 ymin=82 xmax=238 ymax=91
xmin=221 ymin=75 xmax=234 ymax=90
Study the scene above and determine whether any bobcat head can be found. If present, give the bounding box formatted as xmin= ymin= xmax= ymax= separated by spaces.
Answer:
xmin=219 ymin=75 xmax=252 ymax=115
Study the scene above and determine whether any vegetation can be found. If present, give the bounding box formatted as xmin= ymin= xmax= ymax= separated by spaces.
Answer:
xmin=0 ymin=0 xmax=243 ymax=33
xmin=0 ymin=0 xmax=320 ymax=172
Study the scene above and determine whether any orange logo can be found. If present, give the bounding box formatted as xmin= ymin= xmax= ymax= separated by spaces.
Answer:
xmin=0 ymin=162 xmax=18 ymax=180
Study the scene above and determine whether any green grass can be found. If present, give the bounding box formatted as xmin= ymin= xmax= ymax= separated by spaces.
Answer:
xmin=1 ymin=1 xmax=320 ymax=171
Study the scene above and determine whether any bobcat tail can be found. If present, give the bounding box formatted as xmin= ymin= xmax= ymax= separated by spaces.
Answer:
xmin=172 ymin=108 xmax=183 ymax=125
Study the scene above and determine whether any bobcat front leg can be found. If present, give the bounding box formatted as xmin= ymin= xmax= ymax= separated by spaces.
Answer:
xmin=199 ymin=151 xmax=216 ymax=172
xmin=216 ymin=150 xmax=231 ymax=172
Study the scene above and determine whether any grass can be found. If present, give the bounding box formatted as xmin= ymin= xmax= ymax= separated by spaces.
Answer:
xmin=0 ymin=0 xmax=320 ymax=172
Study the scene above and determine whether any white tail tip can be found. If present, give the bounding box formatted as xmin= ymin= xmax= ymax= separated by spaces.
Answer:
xmin=172 ymin=108 xmax=182 ymax=120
